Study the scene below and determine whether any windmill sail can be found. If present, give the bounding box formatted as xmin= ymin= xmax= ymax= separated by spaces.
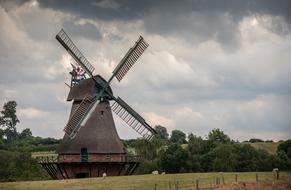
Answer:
xmin=111 ymin=97 xmax=156 ymax=140
xmin=56 ymin=29 xmax=95 ymax=77
xmin=112 ymin=36 xmax=149 ymax=82
xmin=64 ymin=94 xmax=98 ymax=139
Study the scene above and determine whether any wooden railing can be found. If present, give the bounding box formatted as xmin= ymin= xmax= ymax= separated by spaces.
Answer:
xmin=36 ymin=155 xmax=142 ymax=164
xmin=35 ymin=156 xmax=58 ymax=163
xmin=125 ymin=155 xmax=142 ymax=162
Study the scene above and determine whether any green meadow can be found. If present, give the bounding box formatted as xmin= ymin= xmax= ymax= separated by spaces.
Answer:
xmin=1 ymin=172 xmax=291 ymax=190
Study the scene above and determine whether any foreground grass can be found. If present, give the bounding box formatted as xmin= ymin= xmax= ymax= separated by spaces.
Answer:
xmin=1 ymin=172 xmax=290 ymax=190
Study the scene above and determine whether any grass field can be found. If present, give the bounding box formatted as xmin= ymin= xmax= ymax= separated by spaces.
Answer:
xmin=244 ymin=142 xmax=280 ymax=154
xmin=1 ymin=172 xmax=290 ymax=190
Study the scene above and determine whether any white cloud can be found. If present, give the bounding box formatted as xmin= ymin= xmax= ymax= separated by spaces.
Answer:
xmin=144 ymin=112 xmax=175 ymax=130
xmin=175 ymin=107 xmax=204 ymax=119
xmin=237 ymin=99 xmax=266 ymax=111
xmin=18 ymin=107 xmax=50 ymax=119
xmin=4 ymin=89 xmax=17 ymax=98
xmin=240 ymin=15 xmax=284 ymax=46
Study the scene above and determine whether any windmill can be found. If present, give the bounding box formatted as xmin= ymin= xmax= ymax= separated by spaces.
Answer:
xmin=56 ymin=28 xmax=156 ymax=141
xmin=37 ymin=29 xmax=157 ymax=179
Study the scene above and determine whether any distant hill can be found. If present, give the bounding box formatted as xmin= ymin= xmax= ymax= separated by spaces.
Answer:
xmin=243 ymin=142 xmax=280 ymax=155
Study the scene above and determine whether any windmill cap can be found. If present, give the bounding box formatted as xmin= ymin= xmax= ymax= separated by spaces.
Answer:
xmin=67 ymin=75 xmax=113 ymax=101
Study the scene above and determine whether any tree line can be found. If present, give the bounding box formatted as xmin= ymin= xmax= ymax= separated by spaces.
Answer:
xmin=0 ymin=101 xmax=290 ymax=181
xmin=128 ymin=126 xmax=291 ymax=174
xmin=0 ymin=101 xmax=58 ymax=181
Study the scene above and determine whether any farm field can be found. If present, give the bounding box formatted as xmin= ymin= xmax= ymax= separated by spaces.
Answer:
xmin=247 ymin=142 xmax=280 ymax=155
xmin=1 ymin=172 xmax=290 ymax=190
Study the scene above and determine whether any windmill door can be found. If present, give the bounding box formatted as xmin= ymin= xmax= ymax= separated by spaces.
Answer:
xmin=81 ymin=148 xmax=88 ymax=162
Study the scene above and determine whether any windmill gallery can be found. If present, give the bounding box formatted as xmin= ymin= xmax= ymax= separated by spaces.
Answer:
xmin=37 ymin=29 xmax=157 ymax=179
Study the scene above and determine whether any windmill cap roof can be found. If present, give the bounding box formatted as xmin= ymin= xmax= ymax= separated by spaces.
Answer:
xmin=67 ymin=75 xmax=113 ymax=101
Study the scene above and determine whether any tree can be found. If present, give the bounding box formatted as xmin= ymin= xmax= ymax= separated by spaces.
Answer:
xmin=0 ymin=101 xmax=19 ymax=142
xmin=133 ymin=138 xmax=162 ymax=174
xmin=170 ymin=130 xmax=186 ymax=144
xmin=0 ymin=128 xmax=4 ymax=140
xmin=211 ymin=144 xmax=238 ymax=172
xmin=0 ymin=149 xmax=48 ymax=181
xmin=275 ymin=150 xmax=290 ymax=169
xmin=188 ymin=133 xmax=205 ymax=154
xmin=133 ymin=138 xmax=161 ymax=161
xmin=235 ymin=144 xmax=257 ymax=171
xmin=277 ymin=139 xmax=291 ymax=158
xmin=190 ymin=154 xmax=201 ymax=172
xmin=254 ymin=148 xmax=273 ymax=171
xmin=19 ymin=128 xmax=32 ymax=139
xmin=160 ymin=143 xmax=191 ymax=173
xmin=200 ymin=150 xmax=215 ymax=172
xmin=208 ymin=128 xmax=230 ymax=144
xmin=249 ymin=138 xmax=264 ymax=143
xmin=155 ymin=125 xmax=169 ymax=140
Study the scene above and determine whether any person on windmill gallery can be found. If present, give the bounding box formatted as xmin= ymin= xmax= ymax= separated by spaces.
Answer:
xmin=69 ymin=63 xmax=86 ymax=86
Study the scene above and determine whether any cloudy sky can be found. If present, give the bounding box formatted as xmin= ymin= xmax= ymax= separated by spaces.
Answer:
xmin=0 ymin=0 xmax=290 ymax=141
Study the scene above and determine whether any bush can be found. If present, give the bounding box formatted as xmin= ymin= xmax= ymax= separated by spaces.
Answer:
xmin=249 ymin=138 xmax=264 ymax=143
xmin=0 ymin=150 xmax=48 ymax=181
xmin=160 ymin=143 xmax=191 ymax=173
xmin=277 ymin=139 xmax=291 ymax=158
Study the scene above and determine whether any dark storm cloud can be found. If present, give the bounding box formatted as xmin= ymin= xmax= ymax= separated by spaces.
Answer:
xmin=38 ymin=0 xmax=148 ymax=20
xmin=63 ymin=20 xmax=102 ymax=40
xmin=37 ymin=0 xmax=291 ymax=49
xmin=144 ymin=11 xmax=241 ymax=49
xmin=38 ymin=0 xmax=291 ymax=22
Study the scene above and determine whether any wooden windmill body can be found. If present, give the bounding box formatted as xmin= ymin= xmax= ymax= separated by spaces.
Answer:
xmin=38 ymin=30 xmax=156 ymax=179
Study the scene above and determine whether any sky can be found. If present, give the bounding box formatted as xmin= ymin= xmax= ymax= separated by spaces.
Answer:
xmin=0 ymin=0 xmax=291 ymax=141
